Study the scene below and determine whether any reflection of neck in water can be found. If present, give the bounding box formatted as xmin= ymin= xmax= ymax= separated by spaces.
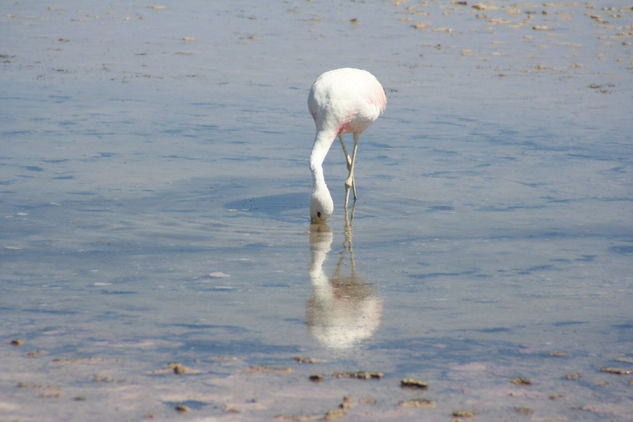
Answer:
xmin=306 ymin=211 xmax=382 ymax=349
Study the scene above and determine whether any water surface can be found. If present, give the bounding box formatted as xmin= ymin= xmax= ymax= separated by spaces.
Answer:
xmin=1 ymin=1 xmax=632 ymax=420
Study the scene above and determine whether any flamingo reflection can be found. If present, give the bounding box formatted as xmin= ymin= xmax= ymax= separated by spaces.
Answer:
xmin=306 ymin=209 xmax=382 ymax=349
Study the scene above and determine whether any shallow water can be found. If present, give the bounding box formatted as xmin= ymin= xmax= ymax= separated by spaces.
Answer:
xmin=2 ymin=1 xmax=633 ymax=421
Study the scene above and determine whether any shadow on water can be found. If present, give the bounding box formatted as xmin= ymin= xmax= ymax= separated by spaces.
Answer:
xmin=306 ymin=206 xmax=383 ymax=350
xmin=224 ymin=192 xmax=306 ymax=221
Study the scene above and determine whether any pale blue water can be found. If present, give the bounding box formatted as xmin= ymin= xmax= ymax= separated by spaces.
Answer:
xmin=2 ymin=1 xmax=633 ymax=421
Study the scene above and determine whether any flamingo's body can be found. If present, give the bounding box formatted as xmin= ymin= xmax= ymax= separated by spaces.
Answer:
xmin=308 ymin=68 xmax=386 ymax=223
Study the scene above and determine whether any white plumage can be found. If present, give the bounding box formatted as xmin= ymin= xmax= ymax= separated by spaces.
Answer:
xmin=308 ymin=68 xmax=386 ymax=223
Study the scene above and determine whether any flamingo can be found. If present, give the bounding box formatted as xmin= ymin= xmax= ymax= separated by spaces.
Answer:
xmin=308 ymin=68 xmax=386 ymax=224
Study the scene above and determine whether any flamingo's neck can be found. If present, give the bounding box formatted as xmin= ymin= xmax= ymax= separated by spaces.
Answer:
xmin=309 ymin=130 xmax=335 ymax=193
xmin=309 ymin=130 xmax=336 ymax=221
xmin=311 ymin=166 xmax=327 ymax=196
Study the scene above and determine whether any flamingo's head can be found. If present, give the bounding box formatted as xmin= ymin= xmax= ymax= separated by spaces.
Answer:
xmin=310 ymin=186 xmax=333 ymax=224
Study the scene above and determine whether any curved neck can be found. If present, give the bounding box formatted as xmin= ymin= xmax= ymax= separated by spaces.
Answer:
xmin=310 ymin=130 xmax=336 ymax=191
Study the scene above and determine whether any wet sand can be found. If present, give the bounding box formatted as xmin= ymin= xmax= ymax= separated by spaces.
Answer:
xmin=1 ymin=1 xmax=632 ymax=421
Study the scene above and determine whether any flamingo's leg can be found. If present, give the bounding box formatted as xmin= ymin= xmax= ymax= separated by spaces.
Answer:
xmin=338 ymin=135 xmax=352 ymax=169
xmin=345 ymin=133 xmax=359 ymax=202
xmin=340 ymin=135 xmax=358 ymax=210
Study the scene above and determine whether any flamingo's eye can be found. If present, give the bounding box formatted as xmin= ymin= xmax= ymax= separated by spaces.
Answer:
xmin=317 ymin=211 xmax=322 ymax=218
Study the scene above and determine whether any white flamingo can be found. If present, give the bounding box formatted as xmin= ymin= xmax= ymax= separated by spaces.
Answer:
xmin=308 ymin=68 xmax=386 ymax=223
